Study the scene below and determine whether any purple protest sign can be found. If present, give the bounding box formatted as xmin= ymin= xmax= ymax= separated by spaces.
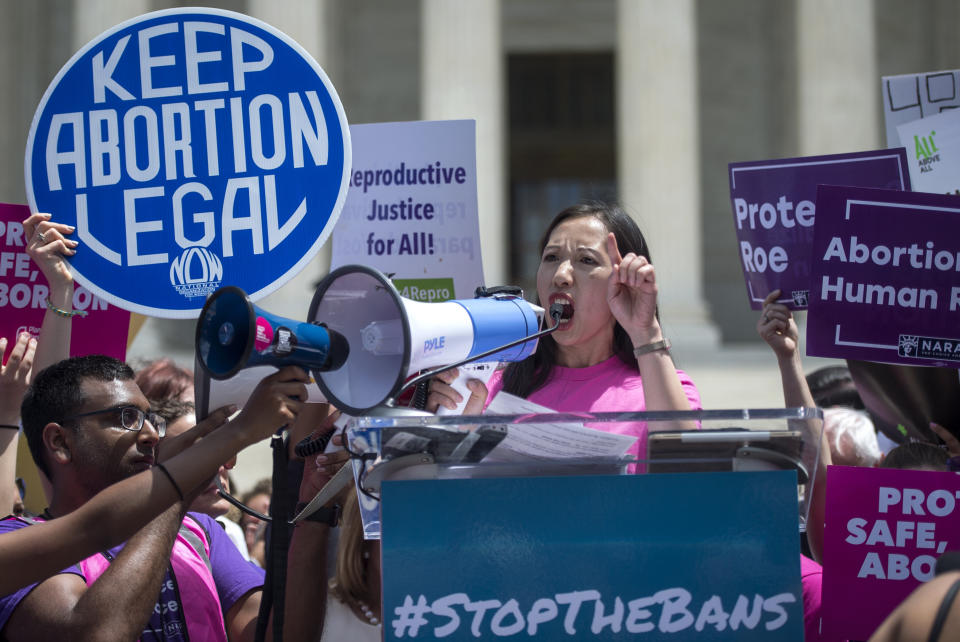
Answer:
xmin=0 ymin=203 xmax=129 ymax=362
xmin=807 ymin=185 xmax=960 ymax=367
xmin=821 ymin=466 xmax=960 ymax=640
xmin=729 ymin=149 xmax=910 ymax=310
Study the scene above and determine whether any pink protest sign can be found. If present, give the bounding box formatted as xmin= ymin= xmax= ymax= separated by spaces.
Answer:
xmin=0 ymin=203 xmax=130 ymax=362
xmin=822 ymin=465 xmax=960 ymax=640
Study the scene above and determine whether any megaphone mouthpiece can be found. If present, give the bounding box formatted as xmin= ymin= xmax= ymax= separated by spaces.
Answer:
xmin=548 ymin=302 xmax=564 ymax=323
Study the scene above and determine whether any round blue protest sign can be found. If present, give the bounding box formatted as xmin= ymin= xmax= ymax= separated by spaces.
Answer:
xmin=26 ymin=8 xmax=350 ymax=318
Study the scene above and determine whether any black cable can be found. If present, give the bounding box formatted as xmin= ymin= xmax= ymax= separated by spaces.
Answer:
xmin=339 ymin=424 xmax=381 ymax=502
xmin=216 ymin=476 xmax=271 ymax=522
xmin=411 ymin=380 xmax=430 ymax=410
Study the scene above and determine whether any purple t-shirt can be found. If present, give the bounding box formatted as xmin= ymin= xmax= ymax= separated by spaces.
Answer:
xmin=486 ymin=355 xmax=702 ymax=464
xmin=0 ymin=512 xmax=263 ymax=640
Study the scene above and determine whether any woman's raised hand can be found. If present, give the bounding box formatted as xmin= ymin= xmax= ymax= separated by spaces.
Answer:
xmin=0 ymin=333 xmax=36 ymax=425
xmin=605 ymin=232 xmax=660 ymax=343
xmin=23 ymin=212 xmax=77 ymax=293
xmin=757 ymin=289 xmax=799 ymax=361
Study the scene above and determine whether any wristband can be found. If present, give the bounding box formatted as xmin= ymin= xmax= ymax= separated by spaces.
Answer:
xmin=46 ymin=297 xmax=88 ymax=318
xmin=633 ymin=338 xmax=671 ymax=358
xmin=155 ymin=463 xmax=184 ymax=501
xmin=0 ymin=424 xmax=19 ymax=431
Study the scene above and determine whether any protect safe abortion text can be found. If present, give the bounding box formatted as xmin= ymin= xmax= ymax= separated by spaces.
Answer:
xmin=845 ymin=486 xmax=958 ymax=582
xmin=0 ymin=220 xmax=107 ymax=312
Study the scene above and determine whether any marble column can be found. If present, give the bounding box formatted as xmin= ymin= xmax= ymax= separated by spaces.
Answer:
xmin=797 ymin=0 xmax=878 ymax=155
xmin=73 ymin=0 xmax=151 ymax=50
xmin=421 ymin=0 xmax=506 ymax=286
xmin=616 ymin=0 xmax=719 ymax=348
xmin=244 ymin=0 xmax=334 ymax=320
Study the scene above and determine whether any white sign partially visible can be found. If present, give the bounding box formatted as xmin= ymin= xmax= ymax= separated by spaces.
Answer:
xmin=882 ymin=69 xmax=960 ymax=148
xmin=331 ymin=120 xmax=483 ymax=301
xmin=897 ymin=108 xmax=960 ymax=195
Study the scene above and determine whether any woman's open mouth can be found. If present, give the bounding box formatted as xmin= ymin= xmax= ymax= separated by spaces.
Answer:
xmin=549 ymin=294 xmax=574 ymax=328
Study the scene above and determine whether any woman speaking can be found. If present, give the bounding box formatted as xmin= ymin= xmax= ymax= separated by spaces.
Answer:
xmin=427 ymin=201 xmax=701 ymax=463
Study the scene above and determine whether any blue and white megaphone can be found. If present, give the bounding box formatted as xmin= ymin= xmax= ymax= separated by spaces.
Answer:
xmin=196 ymin=285 xmax=349 ymax=380
xmin=308 ymin=265 xmax=546 ymax=414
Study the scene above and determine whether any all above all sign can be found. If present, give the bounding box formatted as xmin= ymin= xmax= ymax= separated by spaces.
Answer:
xmin=26 ymin=8 xmax=351 ymax=318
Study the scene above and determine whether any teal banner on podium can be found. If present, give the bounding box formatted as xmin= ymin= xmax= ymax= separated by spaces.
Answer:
xmin=381 ymin=471 xmax=803 ymax=641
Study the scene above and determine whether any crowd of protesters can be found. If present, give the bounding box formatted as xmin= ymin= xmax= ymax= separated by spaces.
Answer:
xmin=0 ymin=203 xmax=957 ymax=641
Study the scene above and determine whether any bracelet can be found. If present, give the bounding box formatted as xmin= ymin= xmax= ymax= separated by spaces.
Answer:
xmin=0 ymin=424 xmax=19 ymax=431
xmin=633 ymin=338 xmax=671 ymax=358
xmin=155 ymin=463 xmax=184 ymax=501
xmin=46 ymin=297 xmax=88 ymax=318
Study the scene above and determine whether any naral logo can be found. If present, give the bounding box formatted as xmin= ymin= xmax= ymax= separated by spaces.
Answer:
xmin=898 ymin=335 xmax=919 ymax=357
xmin=899 ymin=334 xmax=960 ymax=362
xmin=791 ymin=290 xmax=809 ymax=306
xmin=170 ymin=247 xmax=223 ymax=299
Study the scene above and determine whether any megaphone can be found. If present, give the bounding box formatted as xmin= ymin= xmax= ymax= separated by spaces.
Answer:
xmin=307 ymin=265 xmax=545 ymax=414
xmin=196 ymin=285 xmax=349 ymax=380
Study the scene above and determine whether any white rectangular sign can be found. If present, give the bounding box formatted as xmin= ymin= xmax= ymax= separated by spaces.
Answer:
xmin=897 ymin=108 xmax=960 ymax=195
xmin=882 ymin=69 xmax=960 ymax=148
xmin=331 ymin=120 xmax=484 ymax=301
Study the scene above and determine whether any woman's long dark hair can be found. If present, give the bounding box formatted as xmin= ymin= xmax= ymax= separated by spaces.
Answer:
xmin=501 ymin=201 xmax=656 ymax=398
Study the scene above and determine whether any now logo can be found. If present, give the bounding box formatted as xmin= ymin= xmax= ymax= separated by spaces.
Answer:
xmin=169 ymin=246 xmax=222 ymax=286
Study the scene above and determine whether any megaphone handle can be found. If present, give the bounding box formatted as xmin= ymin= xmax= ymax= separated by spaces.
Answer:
xmin=435 ymin=361 xmax=498 ymax=416
xmin=293 ymin=427 xmax=335 ymax=458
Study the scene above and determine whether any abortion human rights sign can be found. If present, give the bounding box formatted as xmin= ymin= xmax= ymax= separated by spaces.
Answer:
xmin=728 ymin=149 xmax=910 ymax=310
xmin=26 ymin=8 xmax=350 ymax=318
xmin=0 ymin=203 xmax=129 ymax=360
xmin=821 ymin=466 xmax=960 ymax=640
xmin=806 ymin=185 xmax=960 ymax=367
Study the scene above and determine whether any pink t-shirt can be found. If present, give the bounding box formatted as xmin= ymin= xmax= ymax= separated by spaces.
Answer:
xmin=800 ymin=554 xmax=823 ymax=641
xmin=485 ymin=355 xmax=701 ymax=465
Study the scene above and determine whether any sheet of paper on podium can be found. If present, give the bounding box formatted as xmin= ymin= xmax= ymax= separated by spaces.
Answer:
xmin=483 ymin=392 xmax=636 ymax=463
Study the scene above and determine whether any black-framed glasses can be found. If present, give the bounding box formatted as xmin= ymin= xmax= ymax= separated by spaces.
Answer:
xmin=62 ymin=405 xmax=166 ymax=438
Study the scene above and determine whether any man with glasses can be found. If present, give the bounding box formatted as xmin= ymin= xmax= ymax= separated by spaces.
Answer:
xmin=0 ymin=354 xmax=330 ymax=641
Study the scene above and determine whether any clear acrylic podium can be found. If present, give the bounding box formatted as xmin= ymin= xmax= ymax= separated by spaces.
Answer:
xmin=344 ymin=407 xmax=824 ymax=540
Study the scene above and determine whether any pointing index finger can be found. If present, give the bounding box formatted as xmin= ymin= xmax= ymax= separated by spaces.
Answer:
xmin=606 ymin=232 xmax=623 ymax=266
